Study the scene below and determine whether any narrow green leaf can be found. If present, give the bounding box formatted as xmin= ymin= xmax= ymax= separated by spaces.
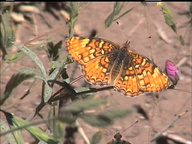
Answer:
xmin=1 ymin=73 xmax=34 ymax=106
xmin=63 ymin=99 xmax=108 ymax=113
xmin=179 ymin=35 xmax=185 ymax=46
xmin=160 ymin=5 xmax=177 ymax=33
xmin=104 ymin=2 xmax=123 ymax=28
xmin=12 ymin=42 xmax=47 ymax=78
xmin=48 ymin=61 xmax=62 ymax=80
xmin=82 ymin=109 xmax=132 ymax=127
xmin=17 ymin=67 xmax=45 ymax=80
xmin=189 ymin=2 xmax=192 ymax=15
xmin=74 ymin=87 xmax=92 ymax=93
xmin=104 ymin=2 xmax=130 ymax=28
xmin=98 ymin=109 xmax=132 ymax=120
xmin=0 ymin=11 xmax=15 ymax=59
xmin=11 ymin=125 xmax=24 ymax=144
xmin=113 ymin=7 xmax=134 ymax=22
xmin=6 ymin=43 xmax=47 ymax=63
xmin=2 ymin=111 xmax=58 ymax=144
xmin=6 ymin=53 xmax=18 ymax=62
xmin=74 ymin=87 xmax=96 ymax=99
xmin=52 ymin=120 xmax=65 ymax=141
xmin=69 ymin=2 xmax=81 ymax=17
xmin=104 ymin=12 xmax=115 ymax=28
xmin=113 ymin=2 xmax=124 ymax=15
xmin=91 ymin=131 xmax=102 ymax=144
xmin=48 ymin=55 xmax=73 ymax=80
xmin=0 ymin=120 xmax=17 ymax=143
xmin=47 ymin=40 xmax=62 ymax=61
xmin=43 ymin=81 xmax=52 ymax=103
xmin=63 ymin=53 xmax=74 ymax=64
xmin=58 ymin=114 xmax=77 ymax=124
xmin=67 ymin=2 xmax=82 ymax=37
xmin=1 ymin=111 xmax=24 ymax=144
xmin=81 ymin=114 xmax=112 ymax=127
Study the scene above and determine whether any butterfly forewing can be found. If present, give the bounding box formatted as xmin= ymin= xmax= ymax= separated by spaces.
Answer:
xmin=66 ymin=37 xmax=120 ymax=65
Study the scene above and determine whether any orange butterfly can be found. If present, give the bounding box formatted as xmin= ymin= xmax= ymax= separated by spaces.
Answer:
xmin=65 ymin=37 xmax=171 ymax=97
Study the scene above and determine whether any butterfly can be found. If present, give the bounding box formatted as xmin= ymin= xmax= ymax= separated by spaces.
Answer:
xmin=107 ymin=132 xmax=131 ymax=144
xmin=65 ymin=37 xmax=172 ymax=97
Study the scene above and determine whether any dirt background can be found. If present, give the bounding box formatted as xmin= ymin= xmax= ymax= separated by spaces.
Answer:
xmin=1 ymin=2 xmax=191 ymax=144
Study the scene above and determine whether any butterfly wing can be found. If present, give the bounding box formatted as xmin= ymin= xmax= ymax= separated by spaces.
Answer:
xmin=114 ymin=50 xmax=171 ymax=97
xmin=65 ymin=37 xmax=120 ymax=85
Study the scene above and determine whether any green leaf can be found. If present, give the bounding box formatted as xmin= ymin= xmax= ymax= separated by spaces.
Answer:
xmin=49 ymin=105 xmax=65 ymax=142
xmin=48 ymin=61 xmax=63 ymax=80
xmin=0 ymin=119 xmax=17 ymax=143
xmin=63 ymin=53 xmax=74 ymax=64
xmin=43 ymin=81 xmax=52 ymax=103
xmin=0 ymin=11 xmax=15 ymax=59
xmin=160 ymin=5 xmax=177 ymax=33
xmin=2 ymin=110 xmax=58 ymax=144
xmin=6 ymin=43 xmax=46 ymax=63
xmin=74 ymin=87 xmax=92 ymax=94
xmin=6 ymin=53 xmax=19 ymax=62
xmin=1 ymin=111 xmax=25 ymax=144
xmin=105 ymin=12 xmax=115 ymax=28
xmin=91 ymin=131 xmax=102 ymax=144
xmin=17 ymin=67 xmax=45 ymax=80
xmin=81 ymin=114 xmax=112 ymax=127
xmin=17 ymin=68 xmax=52 ymax=103
xmin=98 ymin=109 xmax=132 ymax=120
xmin=1 ymin=73 xmax=34 ymax=106
xmin=46 ymin=40 xmax=62 ymax=61
xmin=113 ymin=7 xmax=134 ymax=22
xmin=58 ymin=114 xmax=77 ymax=124
xmin=82 ymin=109 xmax=132 ymax=127
xmin=52 ymin=120 xmax=65 ymax=141
xmin=67 ymin=2 xmax=82 ymax=37
xmin=179 ymin=35 xmax=185 ymax=46
xmin=113 ymin=2 xmax=124 ymax=15
xmin=63 ymin=99 xmax=108 ymax=113
xmin=69 ymin=2 xmax=81 ymax=18
xmin=48 ymin=54 xmax=73 ymax=80
xmin=11 ymin=125 xmax=24 ymax=144
xmin=105 ymin=2 xmax=124 ymax=28
xmin=12 ymin=42 xmax=47 ymax=78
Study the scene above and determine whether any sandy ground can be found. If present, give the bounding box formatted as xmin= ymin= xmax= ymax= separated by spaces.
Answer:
xmin=1 ymin=2 xmax=191 ymax=144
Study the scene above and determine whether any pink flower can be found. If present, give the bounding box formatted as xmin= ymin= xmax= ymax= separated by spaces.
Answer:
xmin=165 ymin=60 xmax=180 ymax=87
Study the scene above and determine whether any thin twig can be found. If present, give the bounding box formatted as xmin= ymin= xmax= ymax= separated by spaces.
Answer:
xmin=147 ymin=94 xmax=159 ymax=144
xmin=143 ymin=4 xmax=154 ymax=62
xmin=76 ymin=119 xmax=90 ymax=144
xmin=150 ymin=110 xmax=188 ymax=142
xmin=162 ymin=132 xmax=192 ymax=144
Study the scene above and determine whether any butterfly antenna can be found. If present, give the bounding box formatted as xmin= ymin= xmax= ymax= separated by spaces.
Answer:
xmin=121 ymin=120 xmax=139 ymax=134
xmin=116 ymin=21 xmax=128 ymax=42
xmin=107 ymin=129 xmax=116 ymax=135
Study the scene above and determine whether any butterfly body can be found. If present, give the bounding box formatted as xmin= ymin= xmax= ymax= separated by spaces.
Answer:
xmin=109 ymin=46 xmax=128 ymax=82
xmin=65 ymin=37 xmax=171 ymax=97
